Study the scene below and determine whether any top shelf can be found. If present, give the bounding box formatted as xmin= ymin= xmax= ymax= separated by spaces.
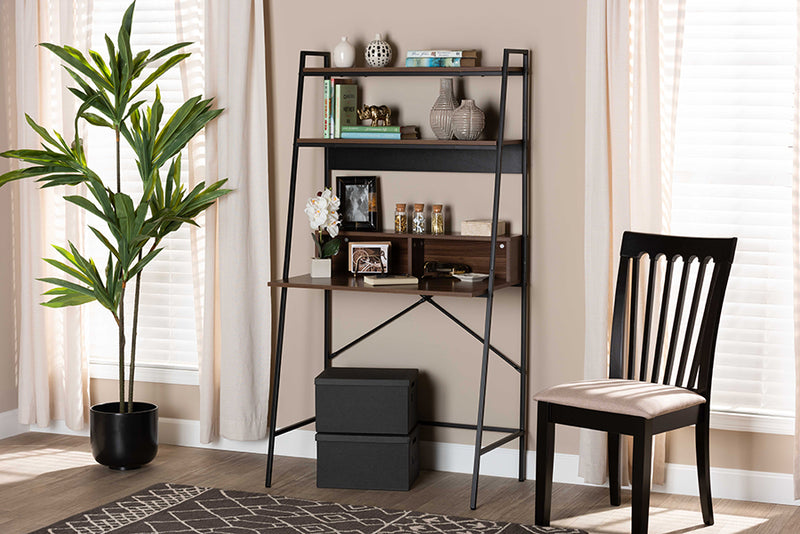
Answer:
xmin=303 ymin=66 xmax=526 ymax=77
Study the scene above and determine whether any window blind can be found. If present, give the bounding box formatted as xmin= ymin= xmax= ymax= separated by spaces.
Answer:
xmin=667 ymin=0 xmax=796 ymax=417
xmin=84 ymin=0 xmax=205 ymax=370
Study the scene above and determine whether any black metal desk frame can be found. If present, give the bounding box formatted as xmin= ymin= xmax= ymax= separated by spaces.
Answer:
xmin=265 ymin=49 xmax=530 ymax=510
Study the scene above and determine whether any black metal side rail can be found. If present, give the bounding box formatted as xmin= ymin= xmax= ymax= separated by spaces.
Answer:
xmin=265 ymin=48 xmax=530 ymax=513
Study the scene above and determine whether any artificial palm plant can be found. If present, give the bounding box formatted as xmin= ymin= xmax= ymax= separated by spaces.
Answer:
xmin=0 ymin=2 xmax=230 ymax=415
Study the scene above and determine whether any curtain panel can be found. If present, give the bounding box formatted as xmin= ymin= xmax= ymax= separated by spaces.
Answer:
xmin=200 ymin=0 xmax=271 ymax=442
xmin=9 ymin=0 xmax=92 ymax=431
xmin=581 ymin=0 xmax=685 ymax=486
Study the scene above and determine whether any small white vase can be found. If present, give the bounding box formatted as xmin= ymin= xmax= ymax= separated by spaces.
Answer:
xmin=310 ymin=258 xmax=332 ymax=278
xmin=333 ymin=36 xmax=355 ymax=68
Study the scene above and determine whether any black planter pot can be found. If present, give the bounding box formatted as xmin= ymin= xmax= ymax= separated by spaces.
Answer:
xmin=90 ymin=401 xmax=158 ymax=470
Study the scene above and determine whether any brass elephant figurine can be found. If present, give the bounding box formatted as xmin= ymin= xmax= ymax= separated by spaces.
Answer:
xmin=357 ymin=104 xmax=392 ymax=126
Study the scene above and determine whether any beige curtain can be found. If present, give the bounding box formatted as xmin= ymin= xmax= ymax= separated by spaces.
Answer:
xmin=8 ymin=0 xmax=92 ymax=431
xmin=581 ymin=0 xmax=685 ymax=486
xmin=199 ymin=0 xmax=271 ymax=442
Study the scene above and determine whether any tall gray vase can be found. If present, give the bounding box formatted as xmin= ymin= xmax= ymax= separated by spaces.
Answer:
xmin=429 ymin=78 xmax=456 ymax=140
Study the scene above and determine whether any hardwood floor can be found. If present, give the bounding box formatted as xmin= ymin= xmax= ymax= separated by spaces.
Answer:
xmin=0 ymin=432 xmax=797 ymax=533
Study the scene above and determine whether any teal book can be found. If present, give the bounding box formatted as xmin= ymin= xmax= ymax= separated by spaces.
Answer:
xmin=405 ymin=57 xmax=476 ymax=67
xmin=341 ymin=131 xmax=417 ymax=139
xmin=341 ymin=125 xmax=418 ymax=134
xmin=334 ymin=83 xmax=358 ymax=138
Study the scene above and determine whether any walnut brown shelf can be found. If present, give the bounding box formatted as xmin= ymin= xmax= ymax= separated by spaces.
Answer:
xmin=268 ymin=273 xmax=511 ymax=298
xmin=303 ymin=66 xmax=525 ymax=77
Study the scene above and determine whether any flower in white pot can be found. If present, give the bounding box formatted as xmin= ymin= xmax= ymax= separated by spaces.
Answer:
xmin=305 ymin=188 xmax=341 ymax=277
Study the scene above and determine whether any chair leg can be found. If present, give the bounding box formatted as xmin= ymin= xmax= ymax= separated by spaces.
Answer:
xmin=631 ymin=425 xmax=653 ymax=534
xmin=696 ymin=409 xmax=714 ymax=526
xmin=534 ymin=402 xmax=555 ymax=526
xmin=608 ymin=432 xmax=621 ymax=506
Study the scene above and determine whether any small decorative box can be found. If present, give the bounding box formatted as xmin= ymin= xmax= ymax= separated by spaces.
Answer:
xmin=460 ymin=219 xmax=507 ymax=237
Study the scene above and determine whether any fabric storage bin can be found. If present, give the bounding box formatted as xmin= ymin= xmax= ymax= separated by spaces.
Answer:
xmin=314 ymin=367 xmax=418 ymax=435
xmin=315 ymin=426 xmax=419 ymax=490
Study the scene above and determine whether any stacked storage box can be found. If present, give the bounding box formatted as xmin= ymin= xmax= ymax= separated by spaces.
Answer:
xmin=314 ymin=367 xmax=419 ymax=490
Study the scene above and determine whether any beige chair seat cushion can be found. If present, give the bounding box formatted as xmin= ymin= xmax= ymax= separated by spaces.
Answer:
xmin=533 ymin=379 xmax=706 ymax=419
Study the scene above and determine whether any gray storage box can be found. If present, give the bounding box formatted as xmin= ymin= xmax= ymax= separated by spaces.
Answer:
xmin=316 ymin=426 xmax=419 ymax=490
xmin=315 ymin=367 xmax=418 ymax=435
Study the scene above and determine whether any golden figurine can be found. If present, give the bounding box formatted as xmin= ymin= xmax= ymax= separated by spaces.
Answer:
xmin=357 ymin=104 xmax=392 ymax=126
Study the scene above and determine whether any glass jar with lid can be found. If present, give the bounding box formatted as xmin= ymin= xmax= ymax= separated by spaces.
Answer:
xmin=411 ymin=203 xmax=426 ymax=234
xmin=394 ymin=203 xmax=408 ymax=233
xmin=431 ymin=204 xmax=445 ymax=235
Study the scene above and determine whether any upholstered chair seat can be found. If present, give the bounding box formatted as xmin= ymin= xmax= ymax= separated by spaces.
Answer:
xmin=533 ymin=379 xmax=706 ymax=419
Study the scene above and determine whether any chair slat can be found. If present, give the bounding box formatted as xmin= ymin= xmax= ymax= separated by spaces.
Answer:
xmin=689 ymin=259 xmax=716 ymax=389
xmin=650 ymin=257 xmax=675 ymax=383
xmin=627 ymin=258 xmax=640 ymax=380
xmin=608 ymin=257 xmax=630 ymax=379
xmin=676 ymin=260 xmax=708 ymax=388
xmin=662 ymin=258 xmax=691 ymax=385
xmin=639 ymin=256 xmax=658 ymax=381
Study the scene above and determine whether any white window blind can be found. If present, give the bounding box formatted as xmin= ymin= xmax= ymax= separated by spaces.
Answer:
xmin=84 ymin=0 xmax=205 ymax=372
xmin=668 ymin=0 xmax=796 ymax=417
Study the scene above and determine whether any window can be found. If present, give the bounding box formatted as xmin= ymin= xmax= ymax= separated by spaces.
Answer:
xmin=84 ymin=1 xmax=205 ymax=384
xmin=666 ymin=0 xmax=796 ymax=424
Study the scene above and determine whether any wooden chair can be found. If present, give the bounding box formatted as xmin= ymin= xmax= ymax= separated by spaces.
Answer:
xmin=533 ymin=231 xmax=737 ymax=534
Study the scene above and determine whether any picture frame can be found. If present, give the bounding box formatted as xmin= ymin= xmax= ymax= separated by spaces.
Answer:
xmin=348 ymin=241 xmax=391 ymax=274
xmin=337 ymin=176 xmax=379 ymax=231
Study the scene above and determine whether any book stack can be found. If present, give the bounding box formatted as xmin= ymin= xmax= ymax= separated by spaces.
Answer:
xmin=323 ymin=78 xmax=358 ymax=138
xmin=341 ymin=125 xmax=419 ymax=140
xmin=405 ymin=49 xmax=479 ymax=67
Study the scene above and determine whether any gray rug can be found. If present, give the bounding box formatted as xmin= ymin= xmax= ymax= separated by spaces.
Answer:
xmin=30 ymin=482 xmax=587 ymax=534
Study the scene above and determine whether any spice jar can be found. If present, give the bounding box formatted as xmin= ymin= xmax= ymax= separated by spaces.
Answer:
xmin=394 ymin=203 xmax=408 ymax=233
xmin=412 ymin=203 xmax=426 ymax=234
xmin=431 ymin=203 xmax=445 ymax=235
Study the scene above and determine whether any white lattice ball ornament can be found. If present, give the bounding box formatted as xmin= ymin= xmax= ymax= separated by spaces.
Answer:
xmin=365 ymin=33 xmax=392 ymax=67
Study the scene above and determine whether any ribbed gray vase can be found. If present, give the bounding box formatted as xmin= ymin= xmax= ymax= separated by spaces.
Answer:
xmin=451 ymin=99 xmax=485 ymax=141
xmin=429 ymin=78 xmax=456 ymax=140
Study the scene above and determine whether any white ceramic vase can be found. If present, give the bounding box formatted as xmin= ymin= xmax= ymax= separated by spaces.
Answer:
xmin=451 ymin=99 xmax=486 ymax=141
xmin=310 ymin=258 xmax=332 ymax=278
xmin=333 ymin=36 xmax=355 ymax=68
xmin=365 ymin=33 xmax=392 ymax=68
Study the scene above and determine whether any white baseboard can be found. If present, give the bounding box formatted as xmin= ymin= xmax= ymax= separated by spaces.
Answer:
xmin=0 ymin=409 xmax=26 ymax=440
xmin=26 ymin=416 xmax=800 ymax=506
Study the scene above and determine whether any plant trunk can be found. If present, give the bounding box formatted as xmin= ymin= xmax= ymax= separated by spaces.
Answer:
xmin=118 ymin=287 xmax=125 ymax=413
xmin=115 ymin=125 xmax=125 ymax=413
xmin=128 ymin=267 xmax=142 ymax=413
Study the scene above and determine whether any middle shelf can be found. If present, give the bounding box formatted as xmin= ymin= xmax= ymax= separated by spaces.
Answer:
xmin=269 ymin=231 xmax=522 ymax=298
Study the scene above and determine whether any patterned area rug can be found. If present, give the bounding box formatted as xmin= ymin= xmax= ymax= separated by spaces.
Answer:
xmin=31 ymin=483 xmax=587 ymax=534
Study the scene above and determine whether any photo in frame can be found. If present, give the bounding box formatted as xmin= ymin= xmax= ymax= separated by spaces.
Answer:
xmin=336 ymin=176 xmax=379 ymax=231
xmin=348 ymin=241 xmax=390 ymax=273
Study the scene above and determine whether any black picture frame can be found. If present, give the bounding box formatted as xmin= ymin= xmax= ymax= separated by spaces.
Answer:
xmin=337 ymin=176 xmax=379 ymax=231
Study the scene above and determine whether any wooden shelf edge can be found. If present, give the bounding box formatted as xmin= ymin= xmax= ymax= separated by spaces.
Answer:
xmin=303 ymin=66 xmax=525 ymax=76
xmin=297 ymin=138 xmax=522 ymax=147
xmin=268 ymin=274 xmax=515 ymax=298
xmin=340 ymin=231 xmax=521 ymax=242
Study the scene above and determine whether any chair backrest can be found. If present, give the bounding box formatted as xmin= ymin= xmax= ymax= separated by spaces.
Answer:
xmin=608 ymin=232 xmax=737 ymax=399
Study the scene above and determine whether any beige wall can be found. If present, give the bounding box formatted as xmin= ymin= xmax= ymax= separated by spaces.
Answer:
xmin=0 ymin=0 xmax=18 ymax=414
xmin=267 ymin=0 xmax=586 ymax=447
xmin=0 ymin=186 xmax=16 ymax=413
